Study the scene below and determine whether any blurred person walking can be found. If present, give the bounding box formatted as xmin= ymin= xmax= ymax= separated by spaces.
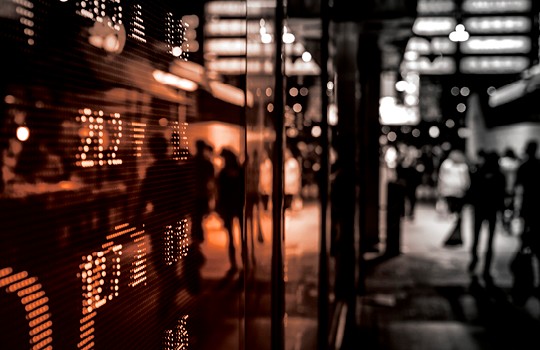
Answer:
xmin=438 ymin=149 xmax=471 ymax=246
xmin=246 ymin=149 xmax=264 ymax=246
xmin=137 ymin=134 xmax=193 ymax=312
xmin=513 ymin=140 xmax=540 ymax=294
xmin=191 ymin=139 xmax=216 ymax=243
xmin=284 ymin=147 xmax=302 ymax=211
xmin=396 ymin=145 xmax=422 ymax=220
xmin=499 ymin=147 xmax=521 ymax=234
xmin=215 ymin=148 xmax=245 ymax=275
xmin=180 ymin=139 xmax=215 ymax=294
xmin=259 ymin=146 xmax=273 ymax=211
xmin=467 ymin=151 xmax=506 ymax=278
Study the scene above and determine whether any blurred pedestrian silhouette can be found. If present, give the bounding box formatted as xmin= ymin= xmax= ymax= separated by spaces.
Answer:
xmin=137 ymin=133 xmax=194 ymax=312
xmin=499 ymin=147 xmax=520 ymax=234
xmin=417 ymin=144 xmax=437 ymax=200
xmin=246 ymin=149 xmax=264 ymax=245
xmin=467 ymin=151 xmax=506 ymax=278
xmin=513 ymin=140 xmax=540 ymax=295
xmin=284 ymin=147 xmax=302 ymax=211
xmin=438 ymin=149 xmax=470 ymax=246
xmin=215 ymin=148 xmax=245 ymax=275
xmin=191 ymin=139 xmax=216 ymax=243
xmin=396 ymin=145 xmax=422 ymax=220
xmin=259 ymin=146 xmax=273 ymax=211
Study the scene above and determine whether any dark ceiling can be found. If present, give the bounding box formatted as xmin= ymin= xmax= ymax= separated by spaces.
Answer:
xmin=287 ymin=0 xmax=418 ymax=72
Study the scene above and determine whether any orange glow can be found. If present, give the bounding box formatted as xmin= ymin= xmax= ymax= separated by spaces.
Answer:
xmin=27 ymin=305 xmax=49 ymax=319
xmin=16 ymin=126 xmax=30 ymax=141
xmin=7 ymin=276 xmax=37 ymax=292
xmin=29 ymin=314 xmax=50 ymax=328
xmin=152 ymin=70 xmax=198 ymax=92
xmin=0 ymin=270 xmax=27 ymax=287
xmin=24 ymin=297 xmax=49 ymax=312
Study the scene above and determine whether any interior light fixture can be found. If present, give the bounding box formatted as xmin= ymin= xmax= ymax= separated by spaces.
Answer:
xmin=152 ymin=70 xmax=198 ymax=92
xmin=449 ymin=24 xmax=470 ymax=42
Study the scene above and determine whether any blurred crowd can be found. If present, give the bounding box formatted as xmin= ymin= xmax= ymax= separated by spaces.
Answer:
xmin=382 ymin=139 xmax=540 ymax=289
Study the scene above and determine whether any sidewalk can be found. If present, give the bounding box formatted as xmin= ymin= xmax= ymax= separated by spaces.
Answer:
xmin=355 ymin=202 xmax=540 ymax=349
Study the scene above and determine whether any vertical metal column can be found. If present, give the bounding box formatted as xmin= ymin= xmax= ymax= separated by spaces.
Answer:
xmin=272 ymin=0 xmax=285 ymax=349
xmin=333 ymin=22 xmax=360 ymax=346
xmin=318 ymin=0 xmax=331 ymax=349
xmin=357 ymin=31 xmax=382 ymax=294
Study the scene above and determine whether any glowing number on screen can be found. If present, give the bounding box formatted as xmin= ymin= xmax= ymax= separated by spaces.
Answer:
xmin=77 ymin=222 xmax=147 ymax=349
xmin=164 ymin=218 xmax=190 ymax=265
xmin=129 ymin=3 xmax=146 ymax=43
xmin=78 ymin=245 xmax=122 ymax=349
xmin=77 ymin=0 xmax=126 ymax=54
xmin=164 ymin=315 xmax=189 ymax=350
xmin=165 ymin=12 xmax=189 ymax=60
xmin=75 ymin=109 xmax=123 ymax=168
xmin=0 ymin=267 xmax=54 ymax=350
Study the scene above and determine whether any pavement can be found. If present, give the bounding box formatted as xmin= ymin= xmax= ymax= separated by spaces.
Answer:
xmin=355 ymin=202 xmax=540 ymax=350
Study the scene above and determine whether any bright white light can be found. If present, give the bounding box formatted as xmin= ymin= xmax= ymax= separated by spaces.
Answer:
xmin=404 ymin=51 xmax=419 ymax=61
xmin=327 ymin=81 xmax=334 ymax=90
xmin=301 ymin=51 xmax=312 ymax=62
xmin=404 ymin=95 xmax=418 ymax=106
xmin=172 ymin=46 xmax=183 ymax=57
xmin=461 ymin=56 xmax=529 ymax=74
xmin=413 ymin=17 xmax=456 ymax=35
xmin=462 ymin=0 xmax=531 ymax=14
xmin=449 ymin=24 xmax=469 ymax=42
xmin=395 ymin=80 xmax=408 ymax=92
xmin=428 ymin=126 xmax=440 ymax=138
xmin=464 ymin=16 xmax=531 ymax=33
xmin=384 ymin=146 xmax=398 ymax=167
xmin=283 ymin=32 xmax=295 ymax=44
xmin=261 ymin=33 xmax=272 ymax=44
xmin=488 ymin=81 xmax=527 ymax=107
xmin=103 ymin=34 xmax=119 ymax=53
xmin=379 ymin=97 xmax=419 ymax=125
xmin=16 ymin=126 xmax=30 ymax=141
xmin=311 ymin=126 xmax=322 ymax=138
xmin=417 ymin=0 xmax=455 ymax=14
xmin=152 ymin=70 xmax=198 ymax=91
xmin=461 ymin=36 xmax=530 ymax=54
xmin=328 ymin=104 xmax=338 ymax=126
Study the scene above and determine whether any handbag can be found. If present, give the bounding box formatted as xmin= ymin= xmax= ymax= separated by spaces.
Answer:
xmin=509 ymin=245 xmax=534 ymax=306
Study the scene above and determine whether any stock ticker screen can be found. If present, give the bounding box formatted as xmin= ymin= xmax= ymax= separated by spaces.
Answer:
xmin=0 ymin=1 xmax=215 ymax=349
